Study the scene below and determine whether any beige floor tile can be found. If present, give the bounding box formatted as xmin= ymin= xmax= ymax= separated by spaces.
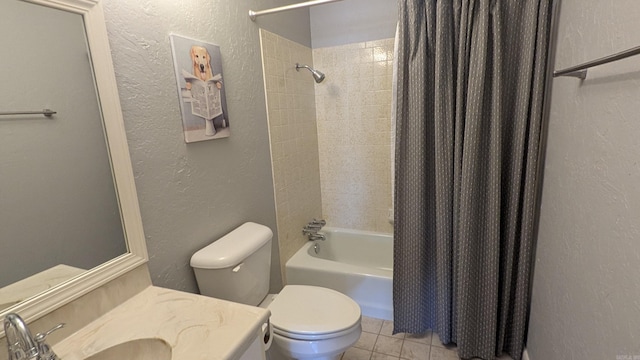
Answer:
xmin=373 ymin=335 xmax=404 ymax=357
xmin=380 ymin=320 xmax=405 ymax=339
xmin=405 ymin=331 xmax=432 ymax=345
xmin=428 ymin=346 xmax=459 ymax=360
xmin=354 ymin=332 xmax=378 ymax=351
xmin=342 ymin=347 xmax=372 ymax=360
xmin=400 ymin=341 xmax=430 ymax=360
xmin=430 ymin=333 xmax=456 ymax=349
xmin=372 ymin=352 xmax=400 ymax=360
xmin=361 ymin=316 xmax=384 ymax=333
xmin=430 ymin=332 xmax=443 ymax=347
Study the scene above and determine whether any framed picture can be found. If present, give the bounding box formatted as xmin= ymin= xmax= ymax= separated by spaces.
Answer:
xmin=170 ymin=34 xmax=230 ymax=143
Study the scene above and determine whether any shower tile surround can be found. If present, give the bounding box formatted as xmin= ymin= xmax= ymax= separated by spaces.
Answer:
xmin=313 ymin=40 xmax=394 ymax=234
xmin=261 ymin=34 xmax=394 ymax=279
xmin=260 ymin=30 xmax=323 ymax=281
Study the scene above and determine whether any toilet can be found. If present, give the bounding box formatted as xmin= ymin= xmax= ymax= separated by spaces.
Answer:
xmin=190 ymin=222 xmax=362 ymax=360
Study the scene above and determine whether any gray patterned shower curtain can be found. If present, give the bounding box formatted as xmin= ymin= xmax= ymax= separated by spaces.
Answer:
xmin=392 ymin=1 xmax=552 ymax=359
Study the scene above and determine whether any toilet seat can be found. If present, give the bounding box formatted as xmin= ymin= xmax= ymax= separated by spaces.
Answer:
xmin=268 ymin=285 xmax=361 ymax=341
xmin=273 ymin=321 xmax=361 ymax=341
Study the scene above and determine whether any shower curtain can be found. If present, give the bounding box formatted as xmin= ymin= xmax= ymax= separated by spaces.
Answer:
xmin=393 ymin=1 xmax=552 ymax=360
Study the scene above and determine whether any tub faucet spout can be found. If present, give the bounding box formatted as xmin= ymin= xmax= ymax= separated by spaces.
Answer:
xmin=309 ymin=233 xmax=326 ymax=241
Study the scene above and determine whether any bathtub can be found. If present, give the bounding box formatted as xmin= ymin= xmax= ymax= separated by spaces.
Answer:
xmin=285 ymin=227 xmax=393 ymax=320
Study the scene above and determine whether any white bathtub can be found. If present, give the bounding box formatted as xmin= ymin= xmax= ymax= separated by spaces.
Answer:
xmin=285 ymin=227 xmax=393 ymax=320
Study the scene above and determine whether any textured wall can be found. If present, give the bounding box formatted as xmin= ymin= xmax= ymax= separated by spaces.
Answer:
xmin=313 ymin=39 xmax=394 ymax=233
xmin=260 ymin=30 xmax=323 ymax=281
xmin=101 ymin=0 xmax=312 ymax=293
xmin=527 ymin=0 xmax=640 ymax=358
xmin=310 ymin=0 xmax=397 ymax=49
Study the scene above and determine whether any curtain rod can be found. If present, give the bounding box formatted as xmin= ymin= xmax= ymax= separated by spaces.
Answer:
xmin=249 ymin=0 xmax=344 ymax=21
xmin=553 ymin=45 xmax=640 ymax=79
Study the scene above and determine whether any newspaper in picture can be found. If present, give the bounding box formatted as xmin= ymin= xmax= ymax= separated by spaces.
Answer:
xmin=182 ymin=69 xmax=223 ymax=120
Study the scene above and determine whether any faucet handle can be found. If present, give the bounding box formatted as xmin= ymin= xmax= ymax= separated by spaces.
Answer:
xmin=34 ymin=323 xmax=64 ymax=360
xmin=34 ymin=323 xmax=64 ymax=342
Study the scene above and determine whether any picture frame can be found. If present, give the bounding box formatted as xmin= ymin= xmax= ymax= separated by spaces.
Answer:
xmin=170 ymin=34 xmax=230 ymax=143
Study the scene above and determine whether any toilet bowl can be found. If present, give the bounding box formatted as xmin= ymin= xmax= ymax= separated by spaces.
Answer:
xmin=270 ymin=327 xmax=361 ymax=360
xmin=190 ymin=222 xmax=362 ymax=360
xmin=266 ymin=285 xmax=361 ymax=360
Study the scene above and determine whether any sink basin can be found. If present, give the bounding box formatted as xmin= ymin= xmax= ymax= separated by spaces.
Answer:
xmin=84 ymin=338 xmax=172 ymax=360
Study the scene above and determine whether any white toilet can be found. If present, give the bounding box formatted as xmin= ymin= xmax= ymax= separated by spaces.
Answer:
xmin=190 ymin=222 xmax=362 ymax=360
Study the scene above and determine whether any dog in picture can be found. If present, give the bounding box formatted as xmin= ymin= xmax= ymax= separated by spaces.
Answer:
xmin=183 ymin=45 xmax=225 ymax=136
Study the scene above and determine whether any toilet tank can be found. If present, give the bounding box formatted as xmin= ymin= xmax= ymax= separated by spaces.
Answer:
xmin=190 ymin=222 xmax=273 ymax=306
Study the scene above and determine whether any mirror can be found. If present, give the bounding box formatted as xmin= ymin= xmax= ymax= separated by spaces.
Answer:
xmin=0 ymin=0 xmax=148 ymax=329
xmin=0 ymin=0 xmax=127 ymax=309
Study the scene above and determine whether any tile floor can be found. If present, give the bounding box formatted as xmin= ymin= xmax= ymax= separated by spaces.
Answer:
xmin=341 ymin=316 xmax=514 ymax=360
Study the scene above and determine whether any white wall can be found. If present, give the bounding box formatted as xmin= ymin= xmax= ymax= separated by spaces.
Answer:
xmin=310 ymin=0 xmax=397 ymax=48
xmin=527 ymin=0 xmax=640 ymax=358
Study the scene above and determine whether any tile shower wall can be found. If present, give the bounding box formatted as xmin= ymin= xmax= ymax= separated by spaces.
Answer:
xmin=313 ymin=39 xmax=394 ymax=233
xmin=260 ymin=30 xmax=323 ymax=281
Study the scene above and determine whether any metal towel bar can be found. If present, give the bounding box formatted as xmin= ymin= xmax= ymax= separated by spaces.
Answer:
xmin=0 ymin=109 xmax=57 ymax=117
xmin=554 ymin=45 xmax=640 ymax=79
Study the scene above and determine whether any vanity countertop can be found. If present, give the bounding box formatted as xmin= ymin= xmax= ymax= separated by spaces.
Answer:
xmin=52 ymin=286 xmax=270 ymax=359
xmin=0 ymin=265 xmax=85 ymax=311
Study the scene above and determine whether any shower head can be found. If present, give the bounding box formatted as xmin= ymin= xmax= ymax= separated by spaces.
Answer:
xmin=296 ymin=63 xmax=325 ymax=83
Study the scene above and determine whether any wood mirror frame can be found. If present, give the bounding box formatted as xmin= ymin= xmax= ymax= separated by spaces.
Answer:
xmin=0 ymin=0 xmax=148 ymax=336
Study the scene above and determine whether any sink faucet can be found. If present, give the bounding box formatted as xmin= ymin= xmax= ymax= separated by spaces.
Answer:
xmin=4 ymin=313 xmax=64 ymax=360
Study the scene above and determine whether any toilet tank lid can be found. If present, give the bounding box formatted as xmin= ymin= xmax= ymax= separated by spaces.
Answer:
xmin=190 ymin=222 xmax=273 ymax=269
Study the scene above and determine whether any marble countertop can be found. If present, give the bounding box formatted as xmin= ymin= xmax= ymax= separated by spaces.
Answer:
xmin=0 ymin=264 xmax=85 ymax=311
xmin=53 ymin=286 xmax=270 ymax=359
